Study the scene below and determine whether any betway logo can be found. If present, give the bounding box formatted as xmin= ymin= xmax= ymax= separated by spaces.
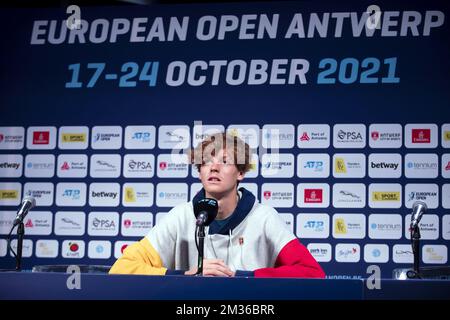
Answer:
xmin=0 ymin=162 xmax=20 ymax=169
xmin=371 ymin=162 xmax=399 ymax=170
xmin=91 ymin=191 xmax=117 ymax=199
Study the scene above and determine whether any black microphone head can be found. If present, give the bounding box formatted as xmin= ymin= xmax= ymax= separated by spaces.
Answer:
xmin=194 ymin=198 xmax=218 ymax=226
xmin=23 ymin=196 xmax=36 ymax=208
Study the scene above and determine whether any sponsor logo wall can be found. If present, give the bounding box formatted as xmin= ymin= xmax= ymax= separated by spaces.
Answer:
xmin=0 ymin=123 xmax=448 ymax=277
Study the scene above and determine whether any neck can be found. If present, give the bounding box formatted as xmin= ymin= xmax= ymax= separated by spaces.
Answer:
xmin=205 ymin=188 xmax=239 ymax=220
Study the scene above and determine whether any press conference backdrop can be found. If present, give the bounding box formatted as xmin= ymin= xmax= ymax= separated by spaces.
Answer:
xmin=0 ymin=0 xmax=449 ymax=279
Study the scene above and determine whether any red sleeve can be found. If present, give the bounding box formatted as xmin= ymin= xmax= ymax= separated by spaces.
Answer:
xmin=254 ymin=239 xmax=326 ymax=278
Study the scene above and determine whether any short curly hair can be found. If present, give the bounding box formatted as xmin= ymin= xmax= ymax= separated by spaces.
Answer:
xmin=190 ymin=132 xmax=252 ymax=173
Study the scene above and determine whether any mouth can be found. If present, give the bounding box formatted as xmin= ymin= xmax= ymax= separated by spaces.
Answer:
xmin=208 ymin=176 xmax=221 ymax=182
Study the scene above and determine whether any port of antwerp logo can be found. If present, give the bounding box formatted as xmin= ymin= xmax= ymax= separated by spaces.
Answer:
xmin=263 ymin=191 xmax=271 ymax=200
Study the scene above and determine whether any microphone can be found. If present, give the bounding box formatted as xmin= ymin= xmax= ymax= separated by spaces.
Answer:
xmin=194 ymin=198 xmax=218 ymax=227
xmin=12 ymin=197 xmax=36 ymax=227
xmin=410 ymin=201 xmax=427 ymax=229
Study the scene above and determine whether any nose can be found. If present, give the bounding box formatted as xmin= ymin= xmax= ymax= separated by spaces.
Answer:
xmin=209 ymin=159 xmax=220 ymax=172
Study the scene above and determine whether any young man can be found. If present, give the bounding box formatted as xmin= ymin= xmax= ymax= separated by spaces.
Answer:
xmin=109 ymin=133 xmax=325 ymax=278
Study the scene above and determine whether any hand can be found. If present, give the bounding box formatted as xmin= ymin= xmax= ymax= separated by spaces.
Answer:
xmin=184 ymin=259 xmax=235 ymax=277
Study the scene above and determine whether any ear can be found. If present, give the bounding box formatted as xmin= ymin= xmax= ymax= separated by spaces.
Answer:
xmin=237 ymin=171 xmax=245 ymax=182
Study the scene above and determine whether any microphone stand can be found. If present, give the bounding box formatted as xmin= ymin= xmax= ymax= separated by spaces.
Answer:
xmin=195 ymin=225 xmax=205 ymax=276
xmin=16 ymin=221 xmax=25 ymax=271
xmin=409 ymin=224 xmax=421 ymax=279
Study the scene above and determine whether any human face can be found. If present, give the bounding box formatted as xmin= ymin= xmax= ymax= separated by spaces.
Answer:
xmin=199 ymin=148 xmax=244 ymax=199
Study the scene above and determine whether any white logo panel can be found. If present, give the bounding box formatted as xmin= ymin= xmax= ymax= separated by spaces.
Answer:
xmin=296 ymin=213 xmax=330 ymax=239
xmin=57 ymin=154 xmax=88 ymax=178
xmin=442 ymin=154 xmax=450 ymax=178
xmin=91 ymin=126 xmax=122 ymax=149
xmin=368 ymin=214 xmax=402 ymax=239
xmin=0 ymin=127 xmax=25 ymax=150
xmin=442 ymin=215 xmax=450 ymax=240
xmin=54 ymin=211 xmax=86 ymax=236
xmin=26 ymin=126 xmax=57 ymax=150
xmin=24 ymin=154 xmax=55 ymax=178
xmin=405 ymin=124 xmax=438 ymax=148
xmin=10 ymin=239 xmax=33 ymax=258
xmin=158 ymin=125 xmax=190 ymax=149
xmin=443 ymin=184 xmax=450 ymax=209
xmin=0 ymin=183 xmax=21 ymax=206
xmin=261 ymin=183 xmax=294 ymax=208
xmin=332 ymin=153 xmax=366 ymax=178
xmin=55 ymin=183 xmax=87 ymax=207
xmin=157 ymin=154 xmax=189 ymax=178
xmin=333 ymin=124 xmax=366 ymax=149
xmin=121 ymin=212 xmax=153 ymax=237
xmin=368 ymin=183 xmax=402 ymax=209
xmin=405 ymin=214 xmax=439 ymax=240
xmin=422 ymin=245 xmax=447 ymax=264
xmin=156 ymin=183 xmax=188 ymax=207
xmin=393 ymin=244 xmax=414 ymax=264
xmin=364 ymin=244 xmax=389 ymax=263
xmin=262 ymin=124 xmax=295 ymax=149
xmin=89 ymin=183 xmax=120 ymax=207
xmin=261 ymin=153 xmax=294 ymax=178
xmin=332 ymin=214 xmax=366 ymax=239
xmin=405 ymin=184 xmax=439 ymax=209
xmin=58 ymin=126 xmax=89 ymax=150
xmin=0 ymin=154 xmax=23 ymax=178
xmin=23 ymin=211 xmax=53 ymax=236
xmin=88 ymin=240 xmax=112 ymax=259
xmin=297 ymin=183 xmax=330 ymax=208
xmin=23 ymin=182 xmax=54 ymax=206
xmin=35 ymin=239 xmax=59 ymax=258
xmin=88 ymin=211 xmax=119 ymax=236
xmin=124 ymin=125 xmax=156 ymax=149
xmin=297 ymin=153 xmax=330 ymax=178
xmin=405 ymin=154 xmax=438 ymax=178
xmin=192 ymin=124 xmax=225 ymax=148
xmin=368 ymin=153 xmax=402 ymax=178
xmin=62 ymin=240 xmax=85 ymax=259
xmin=369 ymin=124 xmax=402 ymax=148
xmin=307 ymin=243 xmax=332 ymax=262
xmin=227 ymin=125 xmax=259 ymax=149
xmin=332 ymin=183 xmax=366 ymax=208
xmin=0 ymin=211 xmax=16 ymax=234
xmin=335 ymin=243 xmax=360 ymax=263
xmin=297 ymin=124 xmax=330 ymax=149
xmin=442 ymin=124 xmax=450 ymax=148
xmin=122 ymin=183 xmax=154 ymax=207
xmin=90 ymin=154 xmax=121 ymax=178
